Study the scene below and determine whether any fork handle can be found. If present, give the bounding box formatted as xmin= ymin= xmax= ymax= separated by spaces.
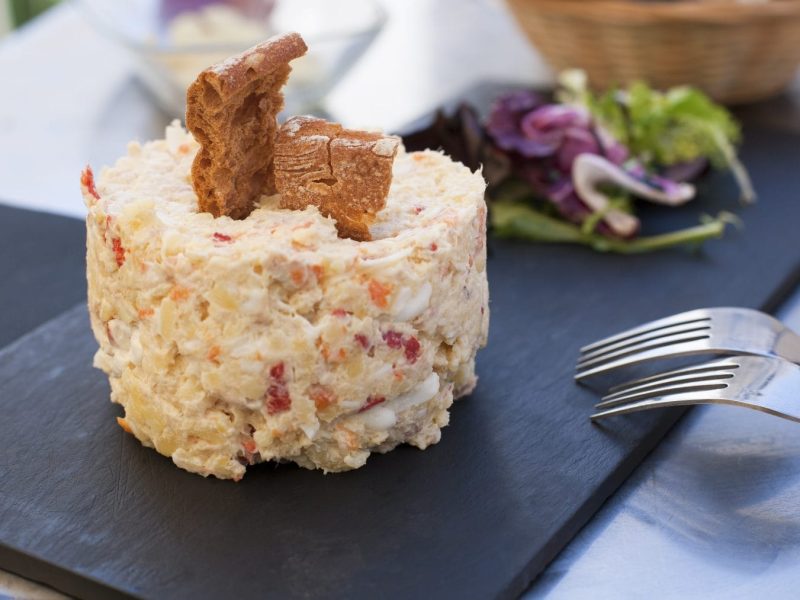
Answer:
xmin=774 ymin=330 xmax=800 ymax=364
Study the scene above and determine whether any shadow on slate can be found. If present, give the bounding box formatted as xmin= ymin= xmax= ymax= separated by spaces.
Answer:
xmin=1 ymin=96 xmax=800 ymax=600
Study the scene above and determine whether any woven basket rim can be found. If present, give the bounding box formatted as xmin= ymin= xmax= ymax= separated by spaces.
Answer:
xmin=517 ymin=0 xmax=800 ymax=24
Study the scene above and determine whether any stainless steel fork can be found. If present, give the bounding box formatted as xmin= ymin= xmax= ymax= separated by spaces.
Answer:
xmin=590 ymin=355 xmax=800 ymax=423
xmin=575 ymin=307 xmax=800 ymax=381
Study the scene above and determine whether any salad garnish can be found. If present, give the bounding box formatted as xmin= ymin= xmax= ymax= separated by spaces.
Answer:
xmin=403 ymin=72 xmax=753 ymax=253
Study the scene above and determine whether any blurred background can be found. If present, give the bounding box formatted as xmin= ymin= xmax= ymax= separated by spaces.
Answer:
xmin=0 ymin=0 xmax=798 ymax=219
xmin=1 ymin=1 xmax=60 ymax=30
xmin=0 ymin=0 xmax=550 ymax=218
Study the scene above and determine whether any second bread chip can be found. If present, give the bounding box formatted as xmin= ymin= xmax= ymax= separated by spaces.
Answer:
xmin=274 ymin=116 xmax=400 ymax=241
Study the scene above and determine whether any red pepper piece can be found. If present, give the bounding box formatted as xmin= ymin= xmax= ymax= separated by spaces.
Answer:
xmin=383 ymin=330 xmax=403 ymax=349
xmin=403 ymin=336 xmax=421 ymax=363
xmin=270 ymin=362 xmax=285 ymax=382
xmin=266 ymin=384 xmax=291 ymax=414
xmin=358 ymin=395 xmax=386 ymax=413
xmin=80 ymin=166 xmax=100 ymax=201
xmin=112 ymin=238 xmax=125 ymax=267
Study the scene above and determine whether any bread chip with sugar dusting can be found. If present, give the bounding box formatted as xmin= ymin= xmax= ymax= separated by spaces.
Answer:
xmin=274 ymin=116 xmax=401 ymax=241
xmin=186 ymin=32 xmax=308 ymax=219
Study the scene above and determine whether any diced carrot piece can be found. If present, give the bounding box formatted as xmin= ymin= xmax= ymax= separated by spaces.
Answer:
xmin=368 ymin=279 xmax=392 ymax=309
xmin=207 ymin=346 xmax=221 ymax=363
xmin=309 ymin=384 xmax=336 ymax=410
xmin=290 ymin=267 xmax=306 ymax=286
xmin=170 ymin=286 xmax=190 ymax=301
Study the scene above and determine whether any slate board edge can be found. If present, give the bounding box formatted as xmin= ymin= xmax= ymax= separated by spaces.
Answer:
xmin=0 ymin=538 xmax=136 ymax=600
xmin=0 ymin=303 xmax=134 ymax=600
xmin=509 ymin=258 xmax=800 ymax=599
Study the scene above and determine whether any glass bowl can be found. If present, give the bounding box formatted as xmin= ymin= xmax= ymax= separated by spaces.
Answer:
xmin=77 ymin=0 xmax=386 ymax=118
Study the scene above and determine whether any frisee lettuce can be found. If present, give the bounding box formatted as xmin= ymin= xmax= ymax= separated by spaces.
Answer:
xmin=558 ymin=70 xmax=755 ymax=203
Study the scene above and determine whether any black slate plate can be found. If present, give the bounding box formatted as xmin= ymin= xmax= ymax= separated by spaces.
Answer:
xmin=0 ymin=205 xmax=86 ymax=348
xmin=1 ymin=106 xmax=800 ymax=599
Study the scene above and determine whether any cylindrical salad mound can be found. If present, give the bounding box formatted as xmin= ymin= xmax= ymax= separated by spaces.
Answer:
xmin=82 ymin=123 xmax=489 ymax=480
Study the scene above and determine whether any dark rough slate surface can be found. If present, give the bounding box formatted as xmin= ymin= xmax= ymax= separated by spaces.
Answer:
xmin=2 ymin=112 xmax=800 ymax=600
xmin=0 ymin=205 xmax=85 ymax=348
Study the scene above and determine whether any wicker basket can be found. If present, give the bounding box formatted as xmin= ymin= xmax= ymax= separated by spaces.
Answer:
xmin=506 ymin=0 xmax=800 ymax=104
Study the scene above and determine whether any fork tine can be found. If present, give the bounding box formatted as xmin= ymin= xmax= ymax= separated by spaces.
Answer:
xmin=574 ymin=338 xmax=719 ymax=381
xmin=607 ymin=360 xmax=740 ymax=393
xmin=578 ymin=321 xmax=712 ymax=362
xmin=579 ymin=309 xmax=710 ymax=354
xmin=601 ymin=369 xmax=737 ymax=403
xmin=590 ymin=390 xmax=728 ymax=421
xmin=576 ymin=331 xmax=712 ymax=371
xmin=596 ymin=381 xmax=730 ymax=409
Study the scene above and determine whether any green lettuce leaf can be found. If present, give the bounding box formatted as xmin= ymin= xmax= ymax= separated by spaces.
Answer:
xmin=491 ymin=201 xmax=737 ymax=254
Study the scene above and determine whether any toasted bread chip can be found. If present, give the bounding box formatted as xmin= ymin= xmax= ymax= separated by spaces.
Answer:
xmin=186 ymin=33 xmax=308 ymax=219
xmin=274 ymin=116 xmax=401 ymax=241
